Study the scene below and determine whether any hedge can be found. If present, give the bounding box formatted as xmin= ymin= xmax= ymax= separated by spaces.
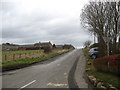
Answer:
xmin=93 ymin=54 xmax=120 ymax=75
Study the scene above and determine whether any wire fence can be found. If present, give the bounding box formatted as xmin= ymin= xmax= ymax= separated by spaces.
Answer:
xmin=2 ymin=50 xmax=44 ymax=62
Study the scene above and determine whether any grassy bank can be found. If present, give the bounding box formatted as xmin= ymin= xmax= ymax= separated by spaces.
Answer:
xmin=1 ymin=49 xmax=72 ymax=71
xmin=82 ymin=48 xmax=120 ymax=89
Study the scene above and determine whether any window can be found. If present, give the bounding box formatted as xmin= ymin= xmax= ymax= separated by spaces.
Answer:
xmin=94 ymin=49 xmax=98 ymax=51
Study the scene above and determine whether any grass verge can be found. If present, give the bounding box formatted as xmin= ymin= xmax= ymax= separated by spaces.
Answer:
xmin=1 ymin=49 xmax=72 ymax=71
xmin=82 ymin=48 xmax=120 ymax=89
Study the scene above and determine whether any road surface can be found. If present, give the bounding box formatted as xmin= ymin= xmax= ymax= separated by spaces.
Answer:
xmin=2 ymin=49 xmax=88 ymax=89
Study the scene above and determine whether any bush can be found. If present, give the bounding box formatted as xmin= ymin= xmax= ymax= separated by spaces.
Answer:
xmin=93 ymin=54 xmax=120 ymax=75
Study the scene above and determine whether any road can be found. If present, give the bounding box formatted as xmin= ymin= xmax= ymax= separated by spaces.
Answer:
xmin=2 ymin=49 xmax=88 ymax=89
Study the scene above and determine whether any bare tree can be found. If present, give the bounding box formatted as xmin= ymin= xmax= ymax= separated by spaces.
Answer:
xmin=81 ymin=0 xmax=120 ymax=56
xmin=83 ymin=40 xmax=92 ymax=48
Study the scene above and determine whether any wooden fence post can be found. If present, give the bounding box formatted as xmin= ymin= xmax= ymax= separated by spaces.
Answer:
xmin=29 ymin=52 xmax=31 ymax=56
xmin=13 ymin=54 xmax=15 ymax=61
xmin=19 ymin=53 xmax=21 ymax=59
xmin=5 ymin=54 xmax=7 ymax=61
xmin=25 ymin=53 xmax=26 ymax=58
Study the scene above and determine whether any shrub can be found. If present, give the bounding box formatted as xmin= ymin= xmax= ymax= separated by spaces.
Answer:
xmin=93 ymin=54 xmax=120 ymax=75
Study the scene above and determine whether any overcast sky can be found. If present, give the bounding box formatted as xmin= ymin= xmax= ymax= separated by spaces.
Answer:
xmin=1 ymin=0 xmax=94 ymax=48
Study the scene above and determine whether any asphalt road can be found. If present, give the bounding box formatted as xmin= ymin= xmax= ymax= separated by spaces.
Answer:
xmin=2 ymin=49 xmax=88 ymax=89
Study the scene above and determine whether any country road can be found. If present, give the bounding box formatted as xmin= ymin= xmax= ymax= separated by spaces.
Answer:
xmin=2 ymin=49 xmax=89 ymax=89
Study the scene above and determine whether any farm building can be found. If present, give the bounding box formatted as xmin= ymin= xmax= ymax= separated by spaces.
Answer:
xmin=2 ymin=44 xmax=19 ymax=51
xmin=63 ymin=44 xmax=75 ymax=49
xmin=2 ymin=43 xmax=40 ymax=51
xmin=18 ymin=44 xmax=40 ymax=50
xmin=34 ymin=41 xmax=53 ymax=49
xmin=2 ymin=42 xmax=75 ymax=51
xmin=54 ymin=45 xmax=64 ymax=49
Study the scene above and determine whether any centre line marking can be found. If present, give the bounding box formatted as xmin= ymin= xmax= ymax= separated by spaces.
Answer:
xmin=18 ymin=80 xmax=36 ymax=90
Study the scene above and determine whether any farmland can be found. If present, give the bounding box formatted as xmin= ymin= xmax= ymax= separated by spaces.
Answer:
xmin=2 ymin=50 xmax=44 ymax=63
xmin=1 ymin=49 xmax=72 ymax=71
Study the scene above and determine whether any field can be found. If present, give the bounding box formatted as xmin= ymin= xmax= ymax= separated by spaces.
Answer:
xmin=1 ymin=49 xmax=71 ymax=71
xmin=2 ymin=50 xmax=44 ymax=63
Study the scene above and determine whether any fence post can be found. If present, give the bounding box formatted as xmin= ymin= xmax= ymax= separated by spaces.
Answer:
xmin=25 ymin=53 xmax=27 ymax=58
xmin=13 ymin=54 xmax=15 ymax=61
xmin=5 ymin=54 xmax=7 ymax=61
xmin=19 ymin=53 xmax=21 ymax=59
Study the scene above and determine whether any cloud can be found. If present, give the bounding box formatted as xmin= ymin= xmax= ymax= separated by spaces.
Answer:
xmin=1 ymin=0 xmax=92 ymax=48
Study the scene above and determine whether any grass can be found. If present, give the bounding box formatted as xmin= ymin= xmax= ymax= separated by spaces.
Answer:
xmin=1 ymin=49 xmax=71 ymax=69
xmin=2 ymin=50 xmax=43 ymax=55
xmin=82 ymin=48 xmax=120 ymax=89
xmin=2 ymin=50 xmax=44 ymax=62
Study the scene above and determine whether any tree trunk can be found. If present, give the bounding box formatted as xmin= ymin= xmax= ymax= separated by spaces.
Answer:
xmin=98 ymin=36 xmax=106 ymax=57
xmin=112 ymin=37 xmax=117 ymax=54
xmin=118 ymin=36 xmax=120 ymax=53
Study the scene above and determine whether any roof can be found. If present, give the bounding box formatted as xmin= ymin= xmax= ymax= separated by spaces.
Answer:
xmin=39 ymin=41 xmax=52 ymax=46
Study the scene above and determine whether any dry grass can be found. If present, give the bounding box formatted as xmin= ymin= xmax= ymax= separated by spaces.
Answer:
xmin=2 ymin=49 xmax=72 ymax=69
xmin=2 ymin=49 xmax=70 ymax=63
xmin=2 ymin=50 xmax=44 ymax=62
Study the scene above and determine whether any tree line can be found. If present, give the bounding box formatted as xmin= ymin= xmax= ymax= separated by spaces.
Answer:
xmin=81 ymin=0 xmax=120 ymax=57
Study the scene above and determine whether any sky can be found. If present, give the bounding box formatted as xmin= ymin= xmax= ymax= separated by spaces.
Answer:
xmin=1 ymin=0 xmax=94 ymax=48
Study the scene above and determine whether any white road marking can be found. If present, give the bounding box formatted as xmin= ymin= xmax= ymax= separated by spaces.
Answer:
xmin=47 ymin=82 xmax=67 ymax=87
xmin=18 ymin=80 xmax=36 ymax=90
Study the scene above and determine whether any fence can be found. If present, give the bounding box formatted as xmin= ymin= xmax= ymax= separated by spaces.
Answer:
xmin=2 ymin=50 xmax=44 ymax=62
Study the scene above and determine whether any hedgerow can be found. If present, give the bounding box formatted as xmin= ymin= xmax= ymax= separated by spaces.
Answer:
xmin=93 ymin=54 xmax=120 ymax=75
